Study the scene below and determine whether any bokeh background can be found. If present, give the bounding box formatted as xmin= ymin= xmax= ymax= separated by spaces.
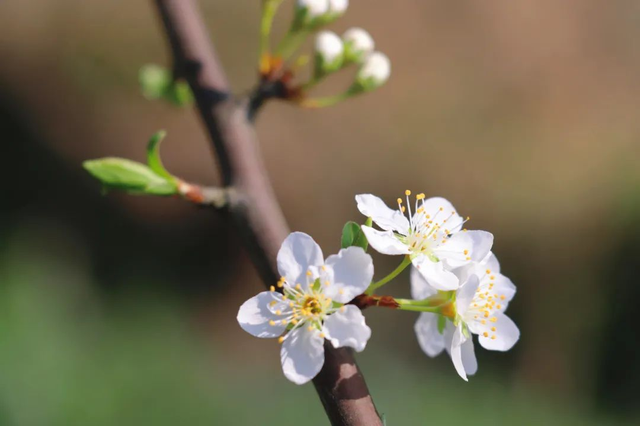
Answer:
xmin=1 ymin=0 xmax=640 ymax=425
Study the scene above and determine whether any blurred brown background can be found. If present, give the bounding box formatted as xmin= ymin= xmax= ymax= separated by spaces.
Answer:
xmin=1 ymin=1 xmax=639 ymax=425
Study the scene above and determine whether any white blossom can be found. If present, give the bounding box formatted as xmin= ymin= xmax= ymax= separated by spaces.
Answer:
xmin=356 ymin=192 xmax=493 ymax=290
xmin=237 ymin=232 xmax=373 ymax=384
xmin=296 ymin=0 xmax=330 ymax=19
xmin=343 ymin=28 xmax=375 ymax=62
xmin=315 ymin=31 xmax=344 ymax=64
xmin=356 ymin=52 xmax=391 ymax=88
xmin=411 ymin=253 xmax=519 ymax=381
xmin=328 ymin=0 xmax=349 ymax=14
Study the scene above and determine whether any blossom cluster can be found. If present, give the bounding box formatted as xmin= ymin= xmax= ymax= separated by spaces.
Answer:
xmin=238 ymin=192 xmax=519 ymax=384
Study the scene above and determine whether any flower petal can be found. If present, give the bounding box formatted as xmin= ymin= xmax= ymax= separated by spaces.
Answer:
xmin=324 ymin=247 xmax=374 ymax=303
xmin=477 ymin=312 xmax=520 ymax=351
xmin=492 ymin=274 xmax=517 ymax=309
xmin=280 ymin=327 xmax=325 ymax=385
xmin=482 ymin=252 xmax=501 ymax=274
xmin=449 ymin=325 xmax=469 ymax=381
xmin=419 ymin=197 xmax=463 ymax=230
xmin=410 ymin=265 xmax=438 ymax=300
xmin=455 ymin=274 xmax=480 ymax=317
xmin=460 ymin=336 xmax=478 ymax=376
xmin=414 ymin=313 xmax=445 ymax=357
xmin=361 ymin=226 xmax=410 ymax=255
xmin=437 ymin=230 xmax=494 ymax=269
xmin=237 ymin=291 xmax=287 ymax=338
xmin=355 ymin=194 xmax=410 ymax=233
xmin=412 ymin=255 xmax=459 ymax=290
xmin=323 ymin=306 xmax=371 ymax=352
xmin=277 ymin=232 xmax=324 ymax=289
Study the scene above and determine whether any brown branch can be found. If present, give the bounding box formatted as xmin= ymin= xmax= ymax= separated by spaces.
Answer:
xmin=152 ymin=1 xmax=382 ymax=425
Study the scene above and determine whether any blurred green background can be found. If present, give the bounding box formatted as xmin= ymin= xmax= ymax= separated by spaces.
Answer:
xmin=1 ymin=0 xmax=640 ymax=425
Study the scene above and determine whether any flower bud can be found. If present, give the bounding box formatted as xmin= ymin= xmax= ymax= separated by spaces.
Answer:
xmin=328 ymin=0 xmax=349 ymax=15
xmin=314 ymin=31 xmax=344 ymax=78
xmin=353 ymin=52 xmax=391 ymax=92
xmin=342 ymin=28 xmax=375 ymax=64
xmin=294 ymin=0 xmax=330 ymax=30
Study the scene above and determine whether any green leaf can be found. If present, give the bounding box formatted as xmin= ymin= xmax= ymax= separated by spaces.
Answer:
xmin=341 ymin=221 xmax=368 ymax=251
xmin=139 ymin=64 xmax=193 ymax=107
xmin=146 ymin=130 xmax=174 ymax=181
xmin=83 ymin=157 xmax=178 ymax=196
xmin=139 ymin=64 xmax=172 ymax=100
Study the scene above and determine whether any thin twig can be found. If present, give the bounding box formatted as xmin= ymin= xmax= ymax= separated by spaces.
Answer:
xmin=152 ymin=1 xmax=382 ymax=425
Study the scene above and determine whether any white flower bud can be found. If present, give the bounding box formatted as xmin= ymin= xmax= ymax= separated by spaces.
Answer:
xmin=296 ymin=0 xmax=330 ymax=19
xmin=342 ymin=28 xmax=375 ymax=63
xmin=316 ymin=31 xmax=344 ymax=64
xmin=355 ymin=52 xmax=391 ymax=91
xmin=328 ymin=0 xmax=349 ymax=14
xmin=314 ymin=31 xmax=344 ymax=78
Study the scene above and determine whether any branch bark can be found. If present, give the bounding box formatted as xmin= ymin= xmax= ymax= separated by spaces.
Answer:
xmin=152 ymin=1 xmax=382 ymax=425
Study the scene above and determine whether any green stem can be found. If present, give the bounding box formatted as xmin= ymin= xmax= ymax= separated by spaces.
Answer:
xmin=275 ymin=29 xmax=309 ymax=60
xmin=259 ymin=0 xmax=283 ymax=66
xmin=394 ymin=303 xmax=441 ymax=313
xmin=365 ymin=256 xmax=412 ymax=295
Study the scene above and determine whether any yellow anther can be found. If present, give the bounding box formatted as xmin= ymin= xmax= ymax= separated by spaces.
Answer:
xmin=270 ymin=286 xmax=275 ymax=292
xmin=401 ymin=206 xmax=406 ymax=213
xmin=483 ymin=332 xmax=489 ymax=338
xmin=426 ymin=215 xmax=431 ymax=219
xmin=319 ymin=333 xmax=325 ymax=339
xmin=321 ymin=265 xmax=327 ymax=271
xmin=486 ymin=269 xmax=491 ymax=274
xmin=500 ymin=295 xmax=506 ymax=300
xmin=484 ymin=311 xmax=489 ymax=318
xmin=324 ymin=281 xmax=330 ymax=286
xmin=296 ymin=284 xmax=302 ymax=290
xmin=291 ymin=319 xmax=298 ymax=325
xmin=405 ymin=190 xmax=411 ymax=196
xmin=417 ymin=193 xmax=426 ymax=200
xmin=490 ymin=317 xmax=498 ymax=323
xmin=466 ymin=257 xmax=471 ymax=260
xmin=463 ymin=249 xmax=469 ymax=255
xmin=281 ymin=320 xmax=287 ymax=325
xmin=466 ymin=216 xmax=470 ymax=221
xmin=278 ymin=336 xmax=285 ymax=344
xmin=269 ymin=320 xmax=276 ymax=326
xmin=439 ymin=207 xmax=444 ymax=211
xmin=490 ymin=275 xmax=495 ymax=280
xmin=491 ymin=335 xmax=496 ymax=340
xmin=497 ymin=304 xmax=502 ymax=309
xmin=397 ymin=198 xmax=403 ymax=204
xmin=289 ymin=302 xmax=294 ymax=307
xmin=491 ymin=327 xmax=496 ymax=332
xmin=277 ymin=281 xmax=284 ymax=288
xmin=340 ymin=306 xmax=346 ymax=312
xmin=463 ymin=229 xmax=468 ymax=232
xmin=481 ymin=320 xmax=486 ymax=325
xmin=276 ymin=310 xmax=282 ymax=316
xmin=269 ymin=301 xmax=277 ymax=307
xmin=307 ymin=326 xmax=314 ymax=332
xmin=417 ymin=208 xmax=424 ymax=213
xmin=306 ymin=270 xmax=312 ymax=276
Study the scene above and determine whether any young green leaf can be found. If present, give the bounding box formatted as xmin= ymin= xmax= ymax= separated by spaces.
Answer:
xmin=139 ymin=64 xmax=194 ymax=107
xmin=146 ymin=130 xmax=174 ymax=181
xmin=83 ymin=157 xmax=178 ymax=196
xmin=341 ymin=221 xmax=369 ymax=250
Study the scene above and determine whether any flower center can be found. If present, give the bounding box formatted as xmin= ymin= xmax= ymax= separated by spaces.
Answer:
xmin=302 ymin=296 xmax=323 ymax=315
xmin=464 ymin=269 xmax=507 ymax=340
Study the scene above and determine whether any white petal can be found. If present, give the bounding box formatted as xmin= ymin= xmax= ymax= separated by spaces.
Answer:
xmin=414 ymin=313 xmax=445 ymax=357
xmin=477 ymin=312 xmax=520 ymax=351
xmin=361 ymin=226 xmax=410 ymax=255
xmin=437 ymin=230 xmax=494 ymax=269
xmin=280 ymin=327 xmax=325 ymax=385
xmin=412 ymin=255 xmax=459 ymax=291
xmin=492 ymin=274 xmax=517 ymax=308
xmin=456 ymin=274 xmax=480 ymax=317
xmin=277 ymin=232 xmax=324 ymax=289
xmin=237 ymin=292 xmax=287 ymax=338
xmin=482 ymin=252 xmax=501 ymax=274
xmin=449 ymin=326 xmax=469 ymax=381
xmin=324 ymin=247 xmax=374 ymax=303
xmin=355 ymin=194 xmax=409 ymax=233
xmin=323 ymin=306 xmax=371 ymax=352
xmin=420 ymin=197 xmax=463 ymax=230
xmin=410 ymin=265 xmax=438 ymax=300
xmin=460 ymin=337 xmax=478 ymax=376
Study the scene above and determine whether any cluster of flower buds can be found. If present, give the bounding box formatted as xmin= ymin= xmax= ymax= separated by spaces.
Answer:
xmin=261 ymin=0 xmax=390 ymax=107
xmin=238 ymin=192 xmax=520 ymax=384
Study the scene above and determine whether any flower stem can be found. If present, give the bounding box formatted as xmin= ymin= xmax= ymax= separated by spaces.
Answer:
xmin=365 ymin=256 xmax=412 ymax=295
xmin=275 ymin=29 xmax=309 ymax=61
xmin=259 ymin=0 xmax=284 ymax=71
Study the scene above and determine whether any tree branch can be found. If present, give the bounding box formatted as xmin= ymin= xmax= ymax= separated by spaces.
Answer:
xmin=152 ymin=1 xmax=382 ymax=425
